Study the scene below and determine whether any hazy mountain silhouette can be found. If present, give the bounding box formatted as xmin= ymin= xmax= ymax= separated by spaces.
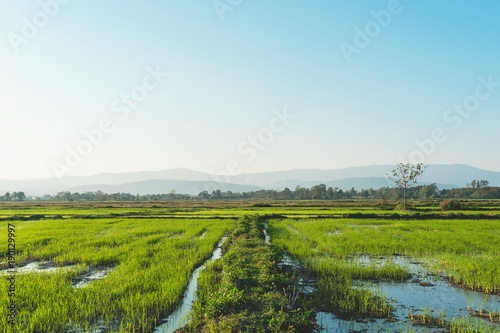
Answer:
xmin=1 ymin=164 xmax=498 ymax=196
xmin=69 ymin=180 xmax=263 ymax=196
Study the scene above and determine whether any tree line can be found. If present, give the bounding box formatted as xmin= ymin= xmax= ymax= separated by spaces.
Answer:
xmin=0 ymin=192 xmax=26 ymax=201
xmin=2 ymin=183 xmax=499 ymax=202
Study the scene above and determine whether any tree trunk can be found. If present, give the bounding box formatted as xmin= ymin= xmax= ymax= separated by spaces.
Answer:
xmin=403 ymin=186 xmax=407 ymax=210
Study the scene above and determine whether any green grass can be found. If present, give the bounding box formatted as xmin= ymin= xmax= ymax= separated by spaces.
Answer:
xmin=0 ymin=218 xmax=233 ymax=332
xmin=268 ymin=216 xmax=500 ymax=320
xmin=269 ymin=218 xmax=500 ymax=294
xmin=2 ymin=199 xmax=500 ymax=219
xmin=1 ymin=201 xmax=500 ymax=332
xmin=185 ymin=215 xmax=315 ymax=332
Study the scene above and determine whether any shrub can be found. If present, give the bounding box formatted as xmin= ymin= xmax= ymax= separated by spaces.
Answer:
xmin=203 ymin=287 xmax=245 ymax=317
xmin=440 ymin=200 xmax=462 ymax=211
xmin=252 ymin=203 xmax=272 ymax=207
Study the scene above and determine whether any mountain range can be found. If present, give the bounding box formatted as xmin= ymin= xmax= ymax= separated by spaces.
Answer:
xmin=1 ymin=164 xmax=499 ymax=196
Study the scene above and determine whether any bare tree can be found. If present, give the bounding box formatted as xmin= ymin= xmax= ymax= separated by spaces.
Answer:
xmin=478 ymin=180 xmax=489 ymax=188
xmin=168 ymin=189 xmax=177 ymax=200
xmin=467 ymin=179 xmax=489 ymax=188
xmin=387 ymin=163 xmax=427 ymax=210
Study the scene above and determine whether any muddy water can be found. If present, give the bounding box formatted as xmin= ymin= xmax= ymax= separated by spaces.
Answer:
xmin=0 ymin=261 xmax=77 ymax=275
xmin=154 ymin=237 xmax=227 ymax=333
xmin=258 ymin=225 xmax=499 ymax=331
xmin=263 ymin=223 xmax=271 ymax=245
xmin=316 ymin=255 xmax=500 ymax=332
xmin=67 ymin=319 xmax=120 ymax=333
xmin=73 ymin=267 xmax=115 ymax=288
xmin=0 ymin=261 xmax=115 ymax=290
xmin=261 ymin=224 xmax=498 ymax=331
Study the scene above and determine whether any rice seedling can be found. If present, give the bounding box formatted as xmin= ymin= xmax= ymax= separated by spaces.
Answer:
xmin=0 ymin=217 xmax=233 ymax=332
xmin=269 ymin=217 xmax=500 ymax=294
xmin=267 ymin=215 xmax=500 ymax=331
xmin=1 ymin=201 xmax=499 ymax=332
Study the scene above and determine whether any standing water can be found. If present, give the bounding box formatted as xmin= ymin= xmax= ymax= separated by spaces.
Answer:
xmin=263 ymin=223 xmax=271 ymax=245
xmin=154 ymin=237 xmax=227 ymax=333
xmin=316 ymin=256 xmax=500 ymax=332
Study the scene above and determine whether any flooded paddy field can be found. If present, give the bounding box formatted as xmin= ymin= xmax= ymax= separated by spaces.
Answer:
xmin=269 ymin=217 xmax=500 ymax=332
xmin=153 ymin=237 xmax=227 ymax=333
xmin=1 ymin=201 xmax=499 ymax=332
xmin=315 ymin=254 xmax=500 ymax=332
xmin=0 ymin=213 xmax=234 ymax=332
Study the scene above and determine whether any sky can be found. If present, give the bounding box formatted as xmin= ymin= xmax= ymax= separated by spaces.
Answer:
xmin=1 ymin=1 xmax=500 ymax=180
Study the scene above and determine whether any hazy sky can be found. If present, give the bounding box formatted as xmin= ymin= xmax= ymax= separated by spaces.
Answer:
xmin=1 ymin=1 xmax=500 ymax=180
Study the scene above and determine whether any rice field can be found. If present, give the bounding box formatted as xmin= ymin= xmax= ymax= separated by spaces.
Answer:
xmin=268 ymin=218 xmax=500 ymax=294
xmin=268 ymin=217 xmax=500 ymax=331
xmin=1 ymin=201 xmax=500 ymax=332
xmin=0 ymin=216 xmax=233 ymax=332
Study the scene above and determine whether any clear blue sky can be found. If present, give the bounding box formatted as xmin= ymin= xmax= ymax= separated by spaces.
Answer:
xmin=1 ymin=1 xmax=499 ymax=180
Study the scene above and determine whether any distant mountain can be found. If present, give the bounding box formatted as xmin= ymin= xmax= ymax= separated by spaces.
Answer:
xmin=1 ymin=164 xmax=499 ymax=196
xmin=265 ymin=177 xmax=459 ymax=191
xmin=0 ymin=180 xmax=67 ymax=195
xmin=230 ymin=164 xmax=500 ymax=189
xmin=230 ymin=165 xmax=395 ymax=187
xmin=43 ymin=168 xmax=213 ymax=187
xmin=266 ymin=177 xmax=393 ymax=190
xmin=420 ymin=164 xmax=500 ymax=187
xmin=69 ymin=179 xmax=263 ymax=196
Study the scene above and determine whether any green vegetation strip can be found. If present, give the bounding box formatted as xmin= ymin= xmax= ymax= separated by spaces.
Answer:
xmin=2 ymin=200 xmax=500 ymax=220
xmin=183 ymin=215 xmax=315 ymax=332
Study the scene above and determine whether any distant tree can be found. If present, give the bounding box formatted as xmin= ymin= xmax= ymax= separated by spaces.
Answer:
xmin=478 ymin=180 xmax=489 ymax=188
xmin=387 ymin=163 xmax=427 ymax=209
xmin=198 ymin=190 xmax=210 ymax=199
xmin=16 ymin=192 xmax=26 ymax=201
xmin=168 ymin=189 xmax=177 ymax=200
xmin=56 ymin=191 xmax=72 ymax=201
xmin=377 ymin=187 xmax=388 ymax=198
xmin=345 ymin=187 xmax=357 ymax=199
xmin=267 ymin=190 xmax=278 ymax=200
xmin=11 ymin=191 xmax=25 ymax=201
xmin=281 ymin=188 xmax=292 ymax=200
xmin=466 ymin=180 xmax=489 ymax=188
xmin=94 ymin=190 xmax=105 ymax=201
xmin=419 ymin=183 xmax=437 ymax=199
xmin=293 ymin=186 xmax=308 ymax=200
xmin=311 ymin=184 xmax=327 ymax=200
xmin=466 ymin=180 xmax=476 ymax=188
xmin=211 ymin=190 xmax=221 ymax=199
xmin=327 ymin=186 xmax=334 ymax=199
